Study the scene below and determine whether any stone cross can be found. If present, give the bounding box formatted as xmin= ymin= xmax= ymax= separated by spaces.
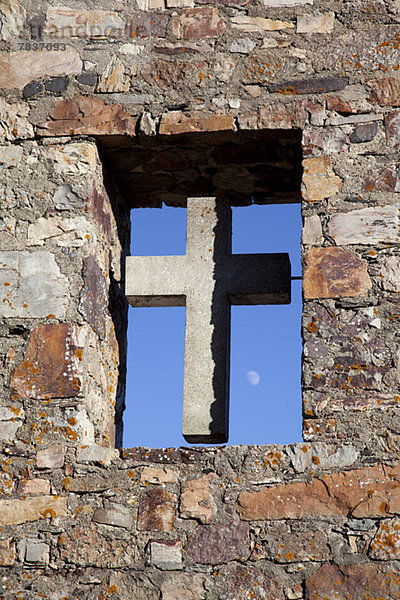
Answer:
xmin=126 ymin=197 xmax=291 ymax=443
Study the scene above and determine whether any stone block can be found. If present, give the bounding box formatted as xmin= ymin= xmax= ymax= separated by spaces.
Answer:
xmin=46 ymin=142 xmax=97 ymax=176
xmin=286 ymin=443 xmax=358 ymax=473
xmin=27 ymin=216 xmax=95 ymax=248
xmin=128 ymin=13 xmax=168 ymax=38
xmin=180 ymin=8 xmax=225 ymax=39
xmin=302 ymin=215 xmax=323 ymax=245
xmin=0 ymin=538 xmax=16 ymax=566
xmin=150 ymin=540 xmax=183 ymax=570
xmin=0 ymin=146 xmax=23 ymax=170
xmin=140 ymin=467 xmax=178 ymax=484
xmin=224 ymin=566 xmax=283 ymax=600
xmin=229 ymin=38 xmax=256 ymax=54
xmin=303 ymin=127 xmax=349 ymax=154
xmin=369 ymin=77 xmax=400 ymax=106
xmin=0 ymin=251 xmax=68 ymax=319
xmin=0 ymin=496 xmax=68 ymax=526
xmin=0 ymin=0 xmax=25 ymax=41
xmin=186 ymin=522 xmax=250 ymax=564
xmin=257 ymin=100 xmax=323 ymax=129
xmin=369 ymin=518 xmax=400 ymax=559
xmin=328 ymin=206 xmax=400 ymax=244
xmin=386 ymin=111 xmax=400 ymax=146
xmin=24 ymin=540 xmax=49 ymax=565
xmin=269 ymin=76 xmax=348 ymax=95
xmin=45 ymin=8 xmax=124 ymax=38
xmin=11 ymin=324 xmax=84 ymax=400
xmin=37 ymin=95 xmax=137 ymax=137
xmin=97 ymin=57 xmax=130 ymax=93
xmin=0 ymin=421 xmax=20 ymax=441
xmin=138 ymin=488 xmax=176 ymax=532
xmin=303 ymin=248 xmax=371 ymax=299
xmin=78 ymin=256 xmax=107 ymax=339
xmin=180 ymin=473 xmax=217 ymax=523
xmin=17 ymin=479 xmax=51 ymax=495
xmin=44 ymin=77 xmax=69 ymax=94
xmin=297 ymin=12 xmax=334 ymax=33
xmin=160 ymin=573 xmax=206 ymax=600
xmin=77 ymin=444 xmax=119 ymax=465
xmin=36 ymin=445 xmax=65 ymax=469
xmin=264 ymin=0 xmax=312 ymax=4
xmin=0 ymin=48 xmax=82 ymax=90
xmin=382 ymin=256 xmax=400 ymax=292
xmin=141 ymin=59 xmax=198 ymax=91
xmin=93 ymin=505 xmax=132 ymax=528
xmin=267 ymin=528 xmax=330 ymax=563
xmin=305 ymin=564 xmax=399 ymax=599
xmin=231 ymin=16 xmax=294 ymax=32
xmin=0 ymin=98 xmax=34 ymax=140
xmin=159 ymin=111 xmax=234 ymax=135
xmin=349 ymin=121 xmax=378 ymax=143
xmin=302 ymin=157 xmax=342 ymax=202
xmin=53 ymin=184 xmax=84 ymax=210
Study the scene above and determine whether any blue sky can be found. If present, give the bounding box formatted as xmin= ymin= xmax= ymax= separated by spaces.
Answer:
xmin=123 ymin=202 xmax=302 ymax=448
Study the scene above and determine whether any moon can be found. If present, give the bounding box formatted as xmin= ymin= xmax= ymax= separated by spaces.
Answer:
xmin=246 ymin=370 xmax=260 ymax=386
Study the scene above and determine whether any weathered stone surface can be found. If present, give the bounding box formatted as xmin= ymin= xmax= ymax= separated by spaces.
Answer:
xmin=302 ymin=157 xmax=342 ymax=202
xmin=45 ymin=77 xmax=69 ymax=94
xmin=24 ymin=540 xmax=49 ymax=565
xmin=0 ymin=0 xmax=25 ymax=41
xmin=231 ymin=15 xmax=294 ymax=31
xmin=0 ymin=496 xmax=68 ymax=525
xmin=0 ymin=251 xmax=68 ymax=319
xmin=230 ymin=38 xmax=256 ymax=54
xmin=93 ymin=505 xmax=132 ymax=528
xmin=11 ymin=324 xmax=82 ymax=400
xmin=303 ymin=127 xmax=349 ymax=154
xmin=161 ymin=573 xmax=206 ymax=600
xmin=369 ymin=77 xmax=400 ymax=106
xmin=286 ymin=443 xmax=358 ymax=473
xmin=46 ymin=8 xmax=124 ymax=38
xmin=46 ymin=142 xmax=97 ymax=175
xmin=304 ymin=564 xmax=399 ymax=599
xmin=128 ymin=13 xmax=168 ymax=38
xmin=181 ymin=8 xmax=225 ymax=39
xmin=386 ymin=110 xmax=400 ymax=146
xmin=0 ymin=98 xmax=34 ymax=140
xmin=27 ymin=216 xmax=94 ymax=248
xmin=318 ymin=27 xmax=400 ymax=73
xmin=37 ymin=96 xmax=137 ymax=137
xmin=269 ymin=76 xmax=348 ymax=95
xmin=225 ymin=565 xmax=283 ymax=600
xmin=36 ymin=445 xmax=65 ymax=469
xmin=267 ymin=529 xmax=329 ymax=563
xmin=329 ymin=206 xmax=400 ymax=244
xmin=17 ymin=479 xmax=51 ymax=495
xmin=0 ymin=421 xmax=20 ymax=440
xmin=78 ymin=256 xmax=107 ymax=339
xmin=0 ymin=146 xmax=23 ymax=169
xmin=180 ymin=473 xmax=217 ymax=523
xmin=369 ymin=518 xmax=400 ymax=559
xmin=0 ymin=538 xmax=16 ymax=566
xmin=382 ymin=256 xmax=400 ymax=292
xmin=256 ymin=100 xmax=323 ymax=129
xmin=264 ymin=0 xmax=312 ymax=4
xmin=97 ymin=57 xmax=130 ymax=93
xmin=159 ymin=111 xmax=234 ymax=135
xmin=329 ymin=112 xmax=382 ymax=126
xmin=238 ymin=464 xmax=400 ymax=520
xmin=140 ymin=467 xmax=178 ymax=484
xmin=150 ymin=540 xmax=183 ymax=570
xmin=303 ymin=248 xmax=371 ymax=299
xmin=138 ymin=488 xmax=176 ymax=532
xmin=142 ymin=59 xmax=197 ymax=90
xmin=186 ymin=522 xmax=250 ymax=564
xmin=349 ymin=121 xmax=378 ymax=143
xmin=53 ymin=184 xmax=84 ymax=210
xmin=302 ymin=215 xmax=323 ymax=245
xmin=0 ymin=48 xmax=82 ymax=89
xmin=77 ymin=444 xmax=119 ymax=465
xmin=297 ymin=12 xmax=334 ymax=34
xmin=58 ymin=526 xmax=136 ymax=567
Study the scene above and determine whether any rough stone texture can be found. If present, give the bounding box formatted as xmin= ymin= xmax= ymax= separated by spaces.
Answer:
xmin=2 ymin=0 xmax=400 ymax=597
xmin=302 ymin=157 xmax=342 ymax=201
xmin=186 ymin=521 xmax=250 ymax=564
xmin=303 ymin=248 xmax=371 ymax=299
xmin=11 ymin=324 xmax=82 ymax=399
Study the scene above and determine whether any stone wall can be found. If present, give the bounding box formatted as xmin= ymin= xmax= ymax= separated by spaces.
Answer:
xmin=2 ymin=0 xmax=400 ymax=597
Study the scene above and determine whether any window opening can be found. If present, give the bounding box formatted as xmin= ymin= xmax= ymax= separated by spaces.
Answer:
xmin=123 ymin=202 xmax=302 ymax=448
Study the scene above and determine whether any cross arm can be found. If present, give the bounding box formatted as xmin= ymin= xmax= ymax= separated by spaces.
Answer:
xmin=227 ymin=253 xmax=291 ymax=305
xmin=125 ymin=255 xmax=186 ymax=307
